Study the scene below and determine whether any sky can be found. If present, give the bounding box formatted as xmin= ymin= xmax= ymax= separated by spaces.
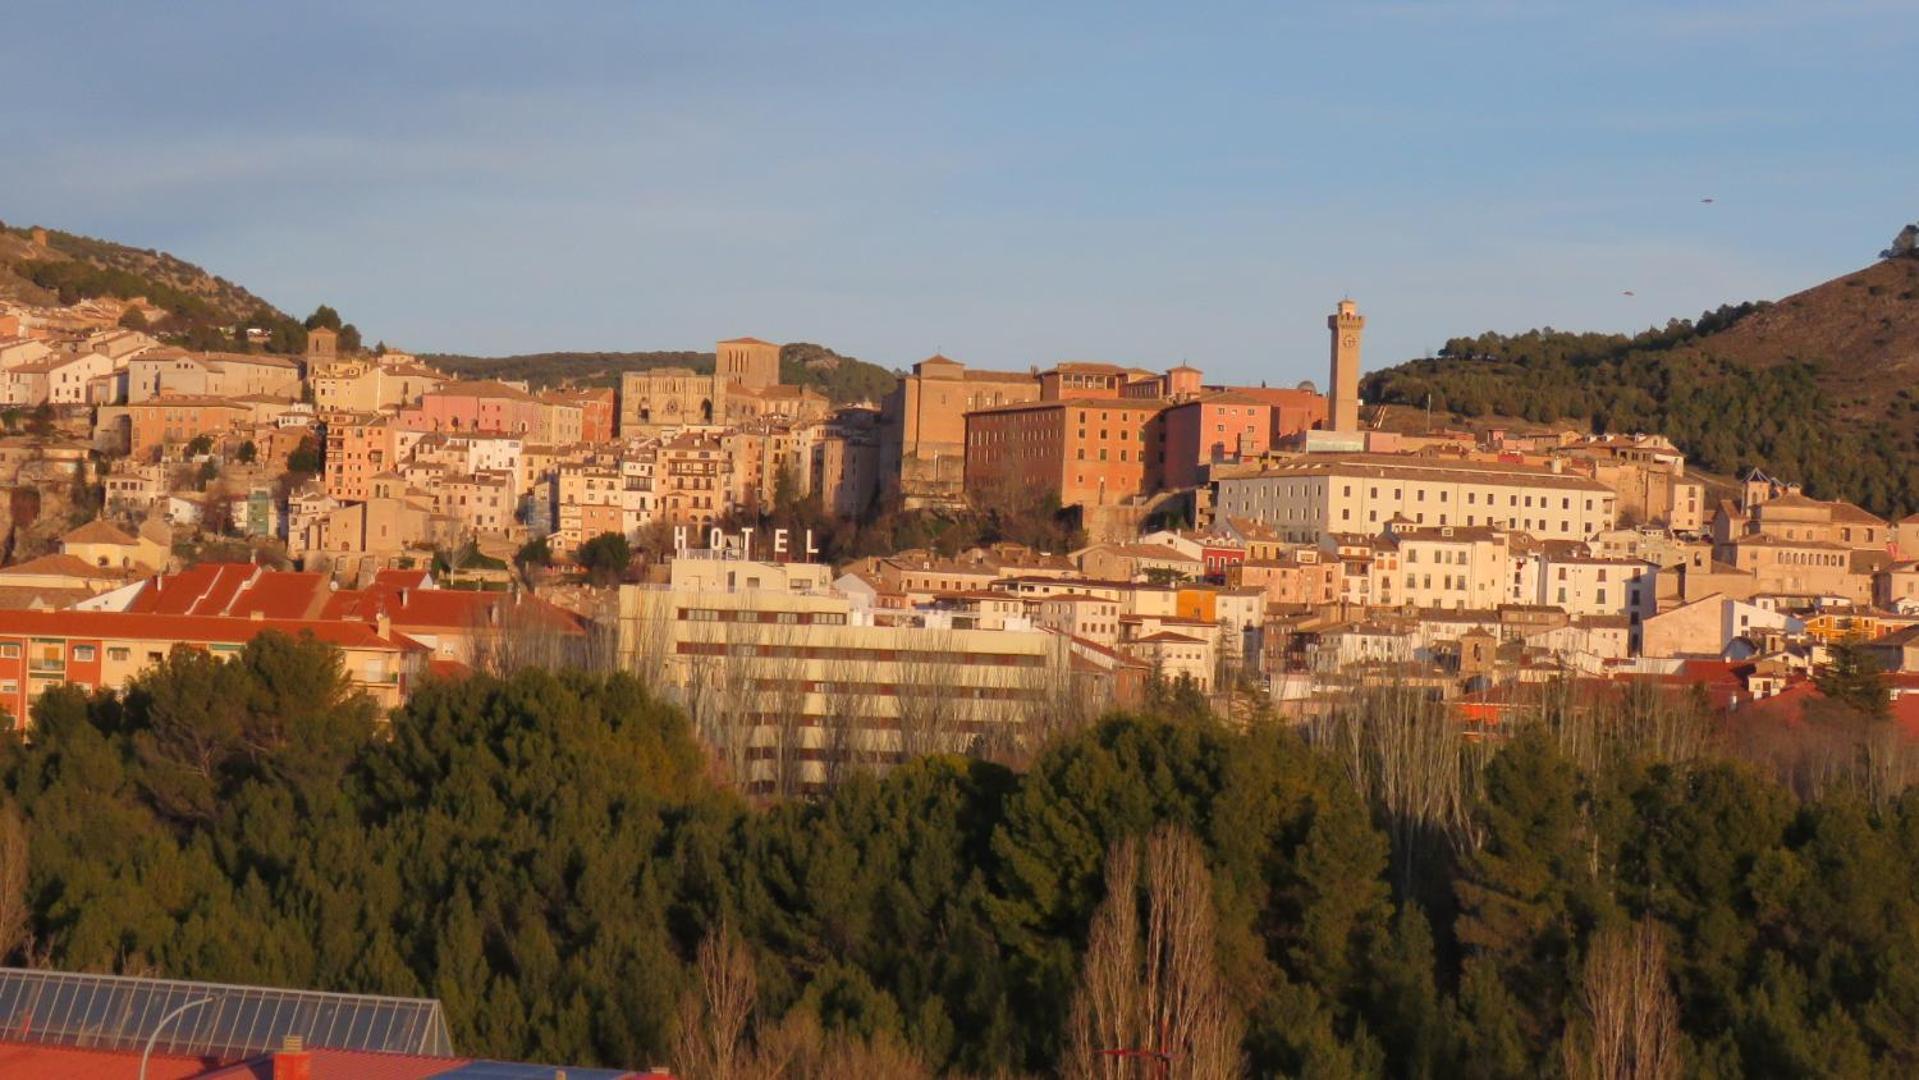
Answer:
xmin=4 ymin=1 xmax=1915 ymax=386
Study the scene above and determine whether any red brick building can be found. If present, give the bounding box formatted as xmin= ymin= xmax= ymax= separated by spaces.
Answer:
xmin=965 ymin=397 xmax=1167 ymax=508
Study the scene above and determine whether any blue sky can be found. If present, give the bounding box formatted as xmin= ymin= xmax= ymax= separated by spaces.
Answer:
xmin=4 ymin=2 xmax=1914 ymax=386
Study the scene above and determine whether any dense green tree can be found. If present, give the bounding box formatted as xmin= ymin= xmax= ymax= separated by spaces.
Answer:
xmin=576 ymin=532 xmax=633 ymax=585
xmin=303 ymin=305 xmax=343 ymax=331
xmin=10 ymin=639 xmax=1919 ymax=1074
xmin=285 ymin=434 xmax=322 ymax=476
xmin=1815 ymin=642 xmax=1891 ymax=719
xmin=515 ymin=536 xmax=553 ymax=572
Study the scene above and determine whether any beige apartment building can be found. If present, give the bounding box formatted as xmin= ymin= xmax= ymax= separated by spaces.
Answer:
xmin=438 ymin=472 xmax=516 ymax=536
xmin=1387 ymin=524 xmax=1512 ymax=611
xmin=1232 ymin=548 xmax=1341 ymax=607
xmin=311 ymin=358 xmax=445 ymax=413
xmin=1213 ymin=454 xmax=1617 ymax=544
xmin=617 ymin=556 xmax=1068 ymax=793
xmin=1524 ymin=555 xmax=1660 ymax=634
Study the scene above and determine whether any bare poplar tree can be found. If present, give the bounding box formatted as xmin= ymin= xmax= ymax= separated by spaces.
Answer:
xmin=1307 ymin=685 xmax=1486 ymax=880
xmin=469 ymin=592 xmax=614 ymax=676
xmin=0 ymin=801 xmax=29 ymax=965
xmin=816 ymin=657 xmax=871 ymax=793
xmin=894 ymin=630 xmax=962 ymax=762
xmin=745 ymin=1009 xmax=933 ymax=1080
xmin=673 ymin=920 xmax=759 ymax=1080
xmin=759 ymin=625 xmax=812 ymax=799
xmin=1066 ymin=835 xmax=1141 ymax=1080
xmin=623 ymin=585 xmax=676 ymax=689
xmin=680 ymin=630 xmax=762 ymax=795
xmin=1064 ymin=826 xmax=1243 ymax=1080
xmin=1564 ymin=919 xmax=1681 ymax=1080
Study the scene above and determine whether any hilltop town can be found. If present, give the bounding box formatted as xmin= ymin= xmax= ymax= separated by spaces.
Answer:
xmin=2 ymin=236 xmax=1914 ymax=794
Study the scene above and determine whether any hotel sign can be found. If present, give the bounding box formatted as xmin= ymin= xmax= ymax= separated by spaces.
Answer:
xmin=673 ymin=526 xmax=821 ymax=560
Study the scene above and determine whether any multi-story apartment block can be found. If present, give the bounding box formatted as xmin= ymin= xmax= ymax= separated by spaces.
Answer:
xmin=1386 ymin=524 xmax=1512 ymax=611
xmin=0 ymin=610 xmax=425 ymax=723
xmin=656 ymin=433 xmax=732 ymax=527
xmin=438 ymin=471 xmax=517 ymax=536
xmin=1518 ymin=554 xmax=1659 ymax=647
xmin=617 ymin=555 xmax=1068 ymax=793
xmin=555 ymin=461 xmax=633 ymax=554
xmin=1213 ymin=454 xmax=1617 ymax=544
xmin=1232 ymin=547 xmax=1341 ymax=607
xmin=323 ymin=415 xmax=396 ymax=501
xmin=965 ymin=397 xmax=1168 ymax=509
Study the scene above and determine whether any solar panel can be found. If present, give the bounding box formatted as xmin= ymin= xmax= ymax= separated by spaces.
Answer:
xmin=0 ymin=967 xmax=454 ymax=1058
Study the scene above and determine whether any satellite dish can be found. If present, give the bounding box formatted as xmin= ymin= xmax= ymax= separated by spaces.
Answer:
xmin=1296 ymin=379 xmax=1318 ymax=393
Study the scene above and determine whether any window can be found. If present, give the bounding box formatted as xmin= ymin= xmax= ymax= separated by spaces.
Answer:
xmin=0 ymin=644 xmax=15 ymax=659
xmin=108 ymin=647 xmax=130 ymax=662
xmin=72 ymin=645 xmax=96 ymax=662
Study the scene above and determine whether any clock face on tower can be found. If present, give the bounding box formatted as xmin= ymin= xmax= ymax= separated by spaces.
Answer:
xmin=1341 ymin=335 xmax=1357 ymax=348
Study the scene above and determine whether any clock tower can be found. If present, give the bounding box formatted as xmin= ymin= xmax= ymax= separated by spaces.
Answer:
xmin=1327 ymin=298 xmax=1365 ymax=433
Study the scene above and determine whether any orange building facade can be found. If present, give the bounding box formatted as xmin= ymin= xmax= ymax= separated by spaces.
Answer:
xmin=964 ymin=398 xmax=1167 ymax=508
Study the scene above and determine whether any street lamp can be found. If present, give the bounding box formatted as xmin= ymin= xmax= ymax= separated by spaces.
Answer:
xmin=138 ymin=996 xmax=212 ymax=1080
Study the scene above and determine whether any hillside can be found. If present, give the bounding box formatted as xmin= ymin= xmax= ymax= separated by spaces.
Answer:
xmin=425 ymin=341 xmax=899 ymax=405
xmin=1364 ymin=250 xmax=1919 ymax=517
xmin=0 ymin=220 xmax=287 ymax=335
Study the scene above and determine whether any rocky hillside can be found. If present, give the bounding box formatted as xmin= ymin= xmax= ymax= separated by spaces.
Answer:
xmin=1365 ymin=239 xmax=1919 ymax=517
xmin=0 ymin=221 xmax=284 ymax=330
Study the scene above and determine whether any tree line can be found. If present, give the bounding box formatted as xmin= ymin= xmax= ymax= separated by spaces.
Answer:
xmin=3 ymin=633 xmax=1919 ymax=1075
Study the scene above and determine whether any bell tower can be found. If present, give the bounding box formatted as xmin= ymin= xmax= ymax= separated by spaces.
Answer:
xmin=1327 ymin=298 xmax=1364 ymax=433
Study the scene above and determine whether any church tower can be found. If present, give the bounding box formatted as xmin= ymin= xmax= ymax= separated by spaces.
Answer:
xmin=1327 ymin=298 xmax=1365 ymax=433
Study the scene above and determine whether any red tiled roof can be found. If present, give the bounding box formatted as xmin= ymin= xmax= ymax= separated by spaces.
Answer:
xmin=229 ymin=571 xmax=332 ymax=620
xmin=130 ymin=563 xmax=259 ymax=615
xmin=0 ymin=1040 xmax=223 ymax=1079
xmin=374 ymin=569 xmax=433 ymax=590
xmin=0 ymin=609 xmax=422 ymax=651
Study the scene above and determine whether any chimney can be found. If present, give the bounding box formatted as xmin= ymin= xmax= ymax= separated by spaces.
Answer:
xmin=273 ymin=1035 xmax=311 ymax=1080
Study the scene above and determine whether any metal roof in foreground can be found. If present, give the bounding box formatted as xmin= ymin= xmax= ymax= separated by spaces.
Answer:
xmin=0 ymin=966 xmax=454 ymax=1059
